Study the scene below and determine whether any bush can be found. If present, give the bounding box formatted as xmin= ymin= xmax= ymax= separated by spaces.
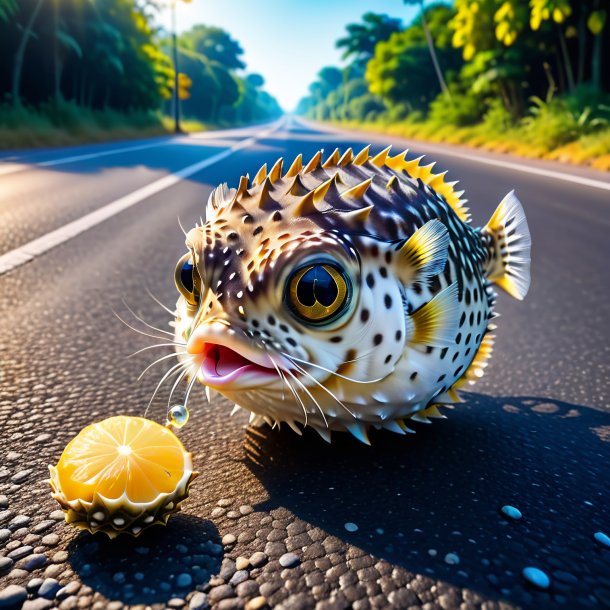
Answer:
xmin=427 ymin=89 xmax=484 ymax=127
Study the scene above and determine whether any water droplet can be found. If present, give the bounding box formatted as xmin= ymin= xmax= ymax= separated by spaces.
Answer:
xmin=522 ymin=567 xmax=550 ymax=589
xmin=167 ymin=404 xmax=189 ymax=428
xmin=500 ymin=505 xmax=522 ymax=520
xmin=593 ymin=531 xmax=610 ymax=549
xmin=344 ymin=522 xmax=358 ymax=532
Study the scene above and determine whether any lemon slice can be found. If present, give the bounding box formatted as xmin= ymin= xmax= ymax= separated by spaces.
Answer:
xmin=49 ymin=416 xmax=197 ymax=538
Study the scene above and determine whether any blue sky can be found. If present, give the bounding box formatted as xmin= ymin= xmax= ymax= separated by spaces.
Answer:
xmin=158 ymin=0 xmax=421 ymax=112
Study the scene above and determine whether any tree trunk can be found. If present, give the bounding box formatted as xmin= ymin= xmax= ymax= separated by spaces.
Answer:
xmin=577 ymin=4 xmax=587 ymax=84
xmin=11 ymin=0 xmax=45 ymax=106
xmin=419 ymin=0 xmax=450 ymax=98
xmin=53 ymin=0 xmax=63 ymax=103
xmin=556 ymin=24 xmax=575 ymax=92
xmin=591 ymin=30 xmax=603 ymax=89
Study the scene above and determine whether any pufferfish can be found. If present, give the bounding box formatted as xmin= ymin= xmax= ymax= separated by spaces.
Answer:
xmin=172 ymin=145 xmax=531 ymax=444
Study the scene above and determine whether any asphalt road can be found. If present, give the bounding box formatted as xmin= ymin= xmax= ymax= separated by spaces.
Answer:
xmin=1 ymin=116 xmax=609 ymax=610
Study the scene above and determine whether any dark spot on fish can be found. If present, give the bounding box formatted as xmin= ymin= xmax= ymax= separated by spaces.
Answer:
xmin=440 ymin=347 xmax=448 ymax=359
xmin=384 ymin=295 xmax=392 ymax=309
xmin=366 ymin=273 xmax=375 ymax=288
xmin=384 ymin=354 xmax=392 ymax=364
xmin=361 ymin=309 xmax=370 ymax=323
xmin=373 ymin=334 xmax=383 ymax=346
xmin=253 ymin=226 xmax=263 ymax=236
xmin=380 ymin=267 xmax=388 ymax=278
xmin=330 ymin=336 xmax=342 ymax=343
xmin=410 ymin=372 xmax=418 ymax=381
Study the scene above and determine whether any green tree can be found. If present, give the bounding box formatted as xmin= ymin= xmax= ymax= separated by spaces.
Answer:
xmin=336 ymin=12 xmax=402 ymax=67
xmin=366 ymin=5 xmax=463 ymax=111
xmin=404 ymin=0 xmax=450 ymax=96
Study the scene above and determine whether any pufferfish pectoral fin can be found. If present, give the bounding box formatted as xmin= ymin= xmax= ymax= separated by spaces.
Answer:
xmin=407 ymin=282 xmax=460 ymax=347
xmin=483 ymin=190 xmax=531 ymax=300
xmin=394 ymin=219 xmax=450 ymax=287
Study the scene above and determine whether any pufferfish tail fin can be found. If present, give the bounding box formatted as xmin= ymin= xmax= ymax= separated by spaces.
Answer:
xmin=482 ymin=190 xmax=531 ymax=300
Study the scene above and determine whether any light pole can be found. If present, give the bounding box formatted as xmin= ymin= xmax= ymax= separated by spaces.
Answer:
xmin=170 ymin=0 xmax=182 ymax=133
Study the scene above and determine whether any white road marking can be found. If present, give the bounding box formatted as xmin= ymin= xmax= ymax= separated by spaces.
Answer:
xmin=397 ymin=140 xmax=610 ymax=193
xmin=0 ymin=140 xmax=172 ymax=177
xmin=0 ymin=126 xmax=277 ymax=276
xmin=0 ymin=123 xmax=273 ymax=177
xmin=303 ymin=117 xmax=610 ymax=193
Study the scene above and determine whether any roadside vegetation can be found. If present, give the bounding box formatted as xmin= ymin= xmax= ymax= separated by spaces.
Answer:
xmin=0 ymin=0 xmax=282 ymax=149
xmin=296 ymin=2 xmax=610 ymax=171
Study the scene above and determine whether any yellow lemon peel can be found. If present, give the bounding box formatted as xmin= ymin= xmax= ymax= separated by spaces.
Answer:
xmin=49 ymin=415 xmax=198 ymax=538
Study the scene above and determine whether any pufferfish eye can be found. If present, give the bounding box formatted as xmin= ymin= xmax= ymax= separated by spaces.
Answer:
xmin=286 ymin=263 xmax=350 ymax=324
xmin=174 ymin=253 xmax=200 ymax=306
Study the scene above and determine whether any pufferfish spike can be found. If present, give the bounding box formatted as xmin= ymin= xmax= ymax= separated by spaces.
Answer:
xmin=353 ymin=144 xmax=371 ymax=165
xmin=346 ymin=421 xmax=371 ymax=445
xmin=370 ymin=145 xmax=392 ymax=167
xmin=268 ymin=157 xmax=283 ymax=182
xmin=340 ymin=205 xmax=374 ymax=224
xmin=303 ymin=150 xmax=322 ymax=173
xmin=338 ymin=148 xmax=354 ymax=166
xmin=341 ymin=177 xmax=373 ymax=200
xmin=292 ymin=189 xmax=317 ymax=216
xmin=253 ymin=163 xmax=267 ymax=186
xmin=285 ymin=154 xmax=303 ymax=178
xmin=322 ymin=148 xmax=341 ymax=168
xmin=386 ymin=175 xmax=400 ymax=191
xmin=236 ymin=174 xmax=249 ymax=197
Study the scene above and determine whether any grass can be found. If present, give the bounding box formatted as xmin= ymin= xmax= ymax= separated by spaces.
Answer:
xmin=336 ymin=117 xmax=610 ymax=171
xmin=0 ymin=102 xmax=209 ymax=150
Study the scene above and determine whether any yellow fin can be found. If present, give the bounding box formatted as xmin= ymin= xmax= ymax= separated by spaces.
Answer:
xmin=394 ymin=219 xmax=450 ymax=285
xmin=484 ymin=190 xmax=531 ymax=300
xmin=409 ymin=282 xmax=460 ymax=347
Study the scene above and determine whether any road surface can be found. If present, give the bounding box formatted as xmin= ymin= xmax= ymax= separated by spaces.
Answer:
xmin=1 ymin=117 xmax=609 ymax=610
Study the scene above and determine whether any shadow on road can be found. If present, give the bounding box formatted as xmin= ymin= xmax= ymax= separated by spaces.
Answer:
xmin=245 ymin=394 xmax=610 ymax=608
xmin=67 ymin=514 xmax=223 ymax=605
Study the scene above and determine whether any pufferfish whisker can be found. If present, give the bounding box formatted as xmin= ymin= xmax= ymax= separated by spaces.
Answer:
xmin=145 ymin=287 xmax=178 ymax=318
xmin=113 ymin=309 xmax=183 ymax=345
xmin=265 ymin=353 xmax=287 ymax=402
xmin=121 ymin=298 xmax=176 ymax=339
xmin=128 ymin=342 xmax=186 ymax=358
xmin=168 ymin=363 xmax=194 ymax=408
xmin=281 ymin=353 xmax=385 ymax=385
xmin=144 ymin=359 xmax=192 ymax=418
xmin=183 ymin=369 xmax=200 ymax=412
xmin=137 ymin=350 xmax=189 ymax=382
xmin=284 ymin=367 xmax=329 ymax=428
xmin=288 ymin=360 xmax=356 ymax=420
xmin=267 ymin=357 xmax=309 ymax=426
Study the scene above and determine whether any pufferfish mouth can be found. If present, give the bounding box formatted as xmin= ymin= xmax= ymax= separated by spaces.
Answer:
xmin=187 ymin=324 xmax=288 ymax=389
